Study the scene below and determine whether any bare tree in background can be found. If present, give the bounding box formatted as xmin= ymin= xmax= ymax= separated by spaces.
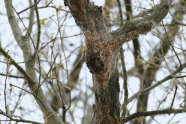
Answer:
xmin=0 ymin=0 xmax=185 ymax=124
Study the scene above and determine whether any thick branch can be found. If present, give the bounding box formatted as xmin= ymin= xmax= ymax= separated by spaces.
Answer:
xmin=65 ymin=0 xmax=105 ymax=33
xmin=4 ymin=0 xmax=23 ymax=48
xmin=26 ymin=0 xmax=34 ymax=36
xmin=111 ymin=0 xmax=172 ymax=44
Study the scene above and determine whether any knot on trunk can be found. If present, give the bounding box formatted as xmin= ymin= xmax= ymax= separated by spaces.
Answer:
xmin=86 ymin=51 xmax=104 ymax=74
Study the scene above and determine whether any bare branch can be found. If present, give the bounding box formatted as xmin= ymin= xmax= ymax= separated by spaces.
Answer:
xmin=0 ymin=46 xmax=63 ymax=124
xmin=128 ymin=62 xmax=186 ymax=103
xmin=17 ymin=0 xmax=41 ymax=14
xmin=0 ymin=73 xmax=24 ymax=79
xmin=4 ymin=0 xmax=23 ymax=49
xmin=34 ymin=0 xmax=41 ymax=55
xmin=26 ymin=0 xmax=34 ymax=36
xmin=4 ymin=0 xmax=63 ymax=123
xmin=123 ymin=108 xmax=186 ymax=123
xmin=0 ymin=109 xmax=42 ymax=124
xmin=111 ymin=0 xmax=172 ymax=44
xmin=0 ymin=47 xmax=36 ymax=85
xmin=170 ymin=86 xmax=178 ymax=109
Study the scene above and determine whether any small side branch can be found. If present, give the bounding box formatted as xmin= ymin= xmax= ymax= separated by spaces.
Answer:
xmin=18 ymin=0 xmax=41 ymax=14
xmin=0 ymin=109 xmax=42 ymax=124
xmin=0 ymin=73 xmax=24 ymax=79
xmin=34 ymin=0 xmax=41 ymax=55
xmin=123 ymin=108 xmax=186 ymax=123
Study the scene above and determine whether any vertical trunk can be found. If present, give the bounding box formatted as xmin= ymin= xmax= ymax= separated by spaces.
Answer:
xmin=91 ymin=67 xmax=120 ymax=124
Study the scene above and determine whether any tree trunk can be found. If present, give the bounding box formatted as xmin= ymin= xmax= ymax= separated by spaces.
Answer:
xmin=65 ymin=0 xmax=172 ymax=123
xmin=91 ymin=68 xmax=120 ymax=123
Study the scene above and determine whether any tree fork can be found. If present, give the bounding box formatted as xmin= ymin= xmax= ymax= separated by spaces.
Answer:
xmin=64 ymin=0 xmax=172 ymax=123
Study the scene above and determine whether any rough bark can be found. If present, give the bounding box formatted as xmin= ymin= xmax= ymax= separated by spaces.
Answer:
xmin=64 ymin=0 xmax=172 ymax=123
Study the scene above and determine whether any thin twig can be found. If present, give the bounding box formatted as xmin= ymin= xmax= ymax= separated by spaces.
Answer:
xmin=10 ymin=83 xmax=48 ymax=111
xmin=128 ymin=62 xmax=186 ymax=103
xmin=11 ymin=83 xmax=25 ymax=115
xmin=162 ymin=21 xmax=182 ymax=66
xmin=56 ymin=11 xmax=72 ymax=115
xmin=170 ymin=85 xmax=178 ymax=109
xmin=4 ymin=63 xmax=10 ymax=114
xmin=0 ymin=47 xmax=48 ymax=111
xmin=116 ymin=0 xmax=128 ymax=117
xmin=36 ymin=53 xmax=58 ymax=97
xmin=34 ymin=0 xmax=41 ymax=57
xmin=17 ymin=0 xmax=41 ymax=14
xmin=0 ymin=109 xmax=42 ymax=124
xmin=12 ymin=6 xmax=36 ymax=50
xmin=175 ymin=75 xmax=186 ymax=78
xmin=0 ymin=73 xmax=24 ymax=79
